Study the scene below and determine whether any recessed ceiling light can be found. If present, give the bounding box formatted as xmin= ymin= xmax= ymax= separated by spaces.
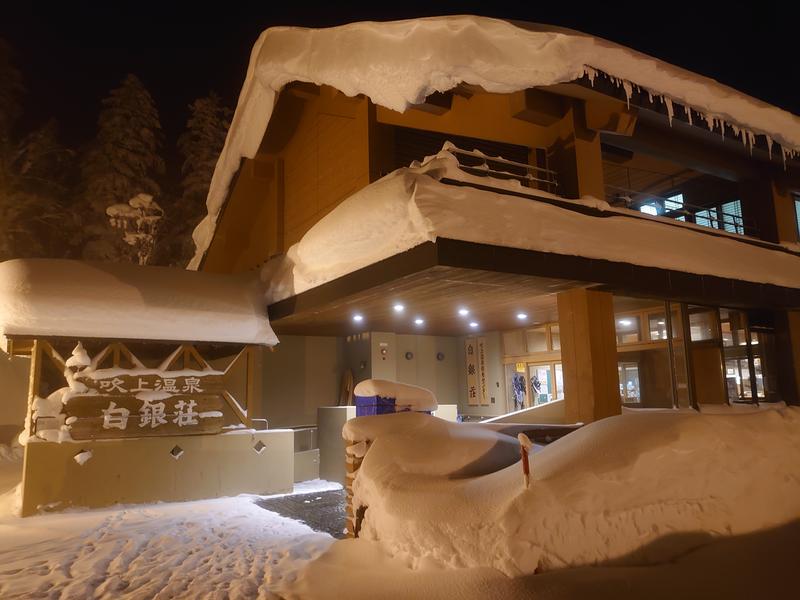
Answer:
xmin=458 ymin=308 xmax=470 ymax=317
xmin=353 ymin=314 xmax=364 ymax=323
xmin=516 ymin=313 xmax=528 ymax=320
xmin=414 ymin=318 xmax=425 ymax=325
xmin=469 ymin=321 xmax=479 ymax=328
xmin=393 ymin=303 xmax=405 ymax=313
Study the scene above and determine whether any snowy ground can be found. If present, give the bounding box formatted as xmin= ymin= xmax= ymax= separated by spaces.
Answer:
xmin=0 ymin=460 xmax=337 ymax=599
xmin=2 ymin=408 xmax=799 ymax=600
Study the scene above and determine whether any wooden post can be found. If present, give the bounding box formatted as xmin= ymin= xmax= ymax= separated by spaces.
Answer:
xmin=557 ymin=289 xmax=621 ymax=423
xmin=344 ymin=439 xmax=369 ymax=538
xmin=25 ymin=340 xmax=42 ymax=437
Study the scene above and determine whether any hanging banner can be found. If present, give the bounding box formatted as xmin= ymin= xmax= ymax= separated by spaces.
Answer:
xmin=465 ymin=337 xmax=480 ymax=406
xmin=477 ymin=337 xmax=489 ymax=406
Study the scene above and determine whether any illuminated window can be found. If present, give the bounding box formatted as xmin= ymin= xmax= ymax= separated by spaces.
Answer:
xmin=694 ymin=200 xmax=743 ymax=234
xmin=794 ymin=196 xmax=800 ymax=236
xmin=664 ymin=193 xmax=685 ymax=221
xmin=640 ymin=204 xmax=659 ymax=216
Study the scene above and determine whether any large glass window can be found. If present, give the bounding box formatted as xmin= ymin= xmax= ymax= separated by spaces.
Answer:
xmin=618 ymin=362 xmax=640 ymax=403
xmin=648 ymin=313 xmax=668 ymax=341
xmin=693 ymin=200 xmax=744 ymax=234
xmin=555 ymin=363 xmax=564 ymax=400
xmin=720 ymin=200 xmax=744 ymax=234
xmin=525 ymin=327 xmax=548 ymax=353
xmin=688 ymin=306 xmax=718 ymax=341
xmin=506 ymin=363 xmax=528 ymax=412
xmin=616 ymin=315 xmax=641 ymax=345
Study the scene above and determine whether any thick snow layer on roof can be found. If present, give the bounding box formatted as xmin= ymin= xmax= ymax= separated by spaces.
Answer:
xmin=260 ymin=150 xmax=800 ymax=303
xmin=0 ymin=259 xmax=277 ymax=345
xmin=189 ymin=15 xmax=800 ymax=269
xmin=348 ymin=407 xmax=800 ymax=576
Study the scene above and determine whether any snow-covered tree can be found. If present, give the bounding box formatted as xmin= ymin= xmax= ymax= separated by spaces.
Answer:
xmin=81 ymin=74 xmax=165 ymax=262
xmin=106 ymin=193 xmax=164 ymax=265
xmin=178 ymin=92 xmax=231 ymax=203
xmin=162 ymin=92 xmax=231 ymax=265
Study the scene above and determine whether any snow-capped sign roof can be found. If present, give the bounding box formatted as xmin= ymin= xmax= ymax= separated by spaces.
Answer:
xmin=189 ymin=16 xmax=800 ymax=269
xmin=0 ymin=259 xmax=277 ymax=345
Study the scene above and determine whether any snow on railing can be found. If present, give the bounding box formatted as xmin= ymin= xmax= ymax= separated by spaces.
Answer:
xmin=447 ymin=145 xmax=559 ymax=194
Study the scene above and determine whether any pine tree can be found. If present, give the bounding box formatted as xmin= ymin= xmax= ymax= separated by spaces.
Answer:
xmin=81 ymin=74 xmax=165 ymax=262
xmin=0 ymin=41 xmax=72 ymax=260
xmin=0 ymin=38 xmax=24 ymax=139
xmin=165 ymin=92 xmax=231 ymax=265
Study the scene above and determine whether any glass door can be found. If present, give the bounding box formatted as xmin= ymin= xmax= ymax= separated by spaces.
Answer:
xmin=527 ymin=363 xmax=554 ymax=405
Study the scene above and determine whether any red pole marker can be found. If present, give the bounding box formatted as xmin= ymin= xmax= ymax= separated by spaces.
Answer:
xmin=518 ymin=433 xmax=533 ymax=488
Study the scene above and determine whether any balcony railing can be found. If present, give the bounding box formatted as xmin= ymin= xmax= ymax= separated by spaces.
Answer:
xmin=448 ymin=146 xmax=559 ymax=195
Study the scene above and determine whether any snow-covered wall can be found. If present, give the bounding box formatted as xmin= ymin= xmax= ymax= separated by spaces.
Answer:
xmin=0 ymin=259 xmax=277 ymax=346
xmin=189 ymin=15 xmax=800 ymax=269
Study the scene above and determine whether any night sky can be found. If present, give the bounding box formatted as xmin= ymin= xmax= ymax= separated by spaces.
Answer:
xmin=2 ymin=2 xmax=797 ymax=152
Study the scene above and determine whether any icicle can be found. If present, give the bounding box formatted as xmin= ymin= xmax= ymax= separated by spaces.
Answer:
xmin=686 ymin=106 xmax=693 ymax=126
xmin=766 ymin=135 xmax=773 ymax=159
xmin=647 ymin=90 xmax=654 ymax=103
xmin=584 ymin=66 xmax=597 ymax=86
xmin=719 ymin=118 xmax=725 ymax=140
xmin=747 ymin=131 xmax=755 ymax=155
xmin=664 ymin=97 xmax=674 ymax=126
xmin=781 ymin=146 xmax=788 ymax=169
xmin=621 ymin=80 xmax=633 ymax=109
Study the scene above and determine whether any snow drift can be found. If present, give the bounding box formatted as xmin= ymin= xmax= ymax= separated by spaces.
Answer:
xmin=346 ymin=407 xmax=800 ymax=576
xmin=189 ymin=15 xmax=800 ymax=269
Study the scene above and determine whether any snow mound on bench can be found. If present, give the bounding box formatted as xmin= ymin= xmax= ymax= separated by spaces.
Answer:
xmin=351 ymin=407 xmax=800 ymax=575
xmin=353 ymin=380 xmax=438 ymax=413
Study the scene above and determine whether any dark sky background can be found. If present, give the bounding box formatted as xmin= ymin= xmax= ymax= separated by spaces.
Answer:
xmin=2 ymin=2 xmax=797 ymax=154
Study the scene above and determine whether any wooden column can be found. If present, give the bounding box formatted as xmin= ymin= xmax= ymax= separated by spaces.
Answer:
xmin=786 ymin=311 xmax=800 ymax=405
xmin=557 ymin=289 xmax=621 ymax=423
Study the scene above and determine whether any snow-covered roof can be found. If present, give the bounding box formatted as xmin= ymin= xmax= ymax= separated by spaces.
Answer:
xmin=0 ymin=259 xmax=277 ymax=345
xmin=259 ymin=149 xmax=800 ymax=303
xmin=188 ymin=16 xmax=800 ymax=269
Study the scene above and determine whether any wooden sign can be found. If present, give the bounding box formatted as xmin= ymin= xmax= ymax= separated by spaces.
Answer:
xmin=477 ymin=337 xmax=489 ymax=406
xmin=66 ymin=372 xmax=225 ymax=440
xmin=465 ymin=338 xmax=481 ymax=406
xmin=65 ymin=393 xmax=224 ymax=440
xmin=76 ymin=373 xmax=223 ymax=396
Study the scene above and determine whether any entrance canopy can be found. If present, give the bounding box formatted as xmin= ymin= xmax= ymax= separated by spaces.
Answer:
xmin=0 ymin=259 xmax=278 ymax=346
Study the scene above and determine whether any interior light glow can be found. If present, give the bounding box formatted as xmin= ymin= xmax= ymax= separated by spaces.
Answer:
xmin=516 ymin=313 xmax=528 ymax=320
xmin=469 ymin=322 xmax=479 ymax=328
xmin=414 ymin=318 xmax=425 ymax=325
xmin=353 ymin=314 xmax=364 ymax=322
xmin=618 ymin=319 xmax=632 ymax=326
xmin=393 ymin=303 xmax=405 ymax=313
xmin=458 ymin=308 xmax=470 ymax=317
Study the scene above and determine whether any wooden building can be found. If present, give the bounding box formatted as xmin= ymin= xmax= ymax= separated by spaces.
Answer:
xmin=187 ymin=18 xmax=800 ymax=432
